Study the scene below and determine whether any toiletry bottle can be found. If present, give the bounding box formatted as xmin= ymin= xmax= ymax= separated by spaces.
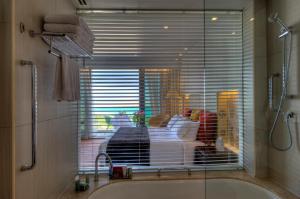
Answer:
xmin=75 ymin=175 xmax=80 ymax=192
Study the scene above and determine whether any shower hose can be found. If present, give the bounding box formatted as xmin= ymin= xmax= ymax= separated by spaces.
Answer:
xmin=269 ymin=33 xmax=294 ymax=151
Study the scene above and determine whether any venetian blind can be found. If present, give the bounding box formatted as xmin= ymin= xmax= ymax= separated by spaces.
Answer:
xmin=78 ymin=11 xmax=244 ymax=171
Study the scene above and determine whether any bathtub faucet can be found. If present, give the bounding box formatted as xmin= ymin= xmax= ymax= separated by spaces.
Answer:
xmin=94 ymin=152 xmax=113 ymax=182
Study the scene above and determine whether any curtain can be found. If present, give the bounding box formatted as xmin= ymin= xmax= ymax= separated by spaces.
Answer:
xmin=145 ymin=69 xmax=162 ymax=117
xmin=160 ymin=68 xmax=182 ymax=116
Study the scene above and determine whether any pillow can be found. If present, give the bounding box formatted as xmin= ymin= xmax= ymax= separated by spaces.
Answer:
xmin=190 ymin=109 xmax=200 ymax=121
xmin=197 ymin=111 xmax=218 ymax=144
xmin=167 ymin=115 xmax=181 ymax=128
xmin=181 ymin=121 xmax=200 ymax=141
xmin=160 ymin=114 xmax=171 ymax=127
xmin=171 ymin=120 xmax=190 ymax=138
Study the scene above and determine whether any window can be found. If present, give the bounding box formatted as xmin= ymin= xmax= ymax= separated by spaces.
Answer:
xmin=79 ymin=11 xmax=244 ymax=171
xmin=80 ymin=69 xmax=140 ymax=137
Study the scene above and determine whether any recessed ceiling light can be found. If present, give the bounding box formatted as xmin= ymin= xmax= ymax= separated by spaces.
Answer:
xmin=232 ymin=32 xmax=236 ymax=35
xmin=179 ymin=53 xmax=183 ymax=57
xmin=163 ymin=26 xmax=169 ymax=30
xmin=211 ymin=17 xmax=218 ymax=21
xmin=184 ymin=48 xmax=188 ymax=51
xmin=250 ymin=18 xmax=255 ymax=22
xmin=175 ymin=58 xmax=179 ymax=61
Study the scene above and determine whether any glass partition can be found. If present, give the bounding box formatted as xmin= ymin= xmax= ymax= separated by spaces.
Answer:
xmin=204 ymin=0 xmax=254 ymax=198
xmin=77 ymin=2 xmax=253 ymax=197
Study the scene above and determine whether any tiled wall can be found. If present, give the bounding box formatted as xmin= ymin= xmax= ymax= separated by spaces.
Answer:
xmin=0 ymin=0 xmax=13 ymax=198
xmin=242 ymin=0 xmax=255 ymax=176
xmin=267 ymin=0 xmax=300 ymax=197
xmin=14 ymin=0 xmax=78 ymax=199
xmin=243 ymin=0 xmax=269 ymax=178
xmin=253 ymin=0 xmax=268 ymax=178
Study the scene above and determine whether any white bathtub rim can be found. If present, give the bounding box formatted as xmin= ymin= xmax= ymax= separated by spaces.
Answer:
xmin=88 ymin=178 xmax=282 ymax=199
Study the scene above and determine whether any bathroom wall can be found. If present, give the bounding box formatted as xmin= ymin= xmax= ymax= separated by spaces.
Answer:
xmin=0 ymin=0 xmax=14 ymax=198
xmin=242 ymin=0 xmax=255 ymax=176
xmin=253 ymin=0 xmax=268 ymax=178
xmin=14 ymin=0 xmax=78 ymax=199
xmin=267 ymin=0 xmax=300 ymax=197
xmin=241 ymin=0 xmax=268 ymax=178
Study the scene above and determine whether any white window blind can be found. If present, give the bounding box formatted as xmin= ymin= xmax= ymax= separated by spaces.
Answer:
xmin=78 ymin=11 xmax=244 ymax=171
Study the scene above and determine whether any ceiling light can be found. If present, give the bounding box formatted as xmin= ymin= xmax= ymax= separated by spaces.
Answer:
xmin=250 ymin=18 xmax=255 ymax=22
xmin=179 ymin=53 xmax=183 ymax=57
xmin=163 ymin=26 xmax=169 ymax=30
xmin=184 ymin=48 xmax=188 ymax=51
xmin=211 ymin=17 xmax=218 ymax=21
xmin=232 ymin=32 xmax=236 ymax=35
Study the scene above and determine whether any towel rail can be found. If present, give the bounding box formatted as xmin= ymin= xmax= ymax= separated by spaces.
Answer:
xmin=20 ymin=60 xmax=37 ymax=171
xmin=29 ymin=30 xmax=92 ymax=58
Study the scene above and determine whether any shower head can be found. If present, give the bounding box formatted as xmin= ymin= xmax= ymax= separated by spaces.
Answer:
xmin=268 ymin=12 xmax=279 ymax=23
xmin=268 ymin=12 xmax=290 ymax=38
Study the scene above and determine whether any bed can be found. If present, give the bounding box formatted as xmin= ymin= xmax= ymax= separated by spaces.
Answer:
xmin=98 ymin=124 xmax=206 ymax=167
xmin=149 ymin=127 xmax=205 ymax=166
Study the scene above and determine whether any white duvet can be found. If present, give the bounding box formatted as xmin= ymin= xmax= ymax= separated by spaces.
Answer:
xmin=98 ymin=127 xmax=205 ymax=166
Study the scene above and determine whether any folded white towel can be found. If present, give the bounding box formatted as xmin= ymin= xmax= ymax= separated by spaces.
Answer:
xmin=45 ymin=15 xmax=81 ymax=24
xmin=53 ymin=54 xmax=80 ymax=102
xmin=44 ymin=15 xmax=93 ymax=36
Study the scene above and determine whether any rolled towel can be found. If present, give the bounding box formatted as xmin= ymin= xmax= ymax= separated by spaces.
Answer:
xmin=45 ymin=15 xmax=81 ymax=24
xmin=53 ymin=54 xmax=80 ymax=102
xmin=44 ymin=15 xmax=93 ymax=36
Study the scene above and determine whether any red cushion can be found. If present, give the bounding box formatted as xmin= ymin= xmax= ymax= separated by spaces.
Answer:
xmin=197 ymin=111 xmax=218 ymax=145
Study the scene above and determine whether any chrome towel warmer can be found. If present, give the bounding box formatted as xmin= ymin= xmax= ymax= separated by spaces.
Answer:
xmin=29 ymin=30 xmax=92 ymax=59
xmin=20 ymin=60 xmax=37 ymax=171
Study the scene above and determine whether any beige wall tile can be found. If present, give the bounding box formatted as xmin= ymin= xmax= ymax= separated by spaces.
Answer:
xmin=14 ymin=0 xmax=77 ymax=198
xmin=0 ymin=0 xmax=9 ymax=23
xmin=243 ymin=0 xmax=255 ymax=176
xmin=15 ymin=119 xmax=77 ymax=199
xmin=0 ymin=22 xmax=12 ymax=128
xmin=267 ymin=0 xmax=300 ymax=197
xmin=0 ymin=1 xmax=13 ymax=198
xmin=0 ymin=127 xmax=13 ymax=199
xmin=15 ymin=169 xmax=34 ymax=199
xmin=15 ymin=125 xmax=32 ymax=169
xmin=253 ymin=1 xmax=268 ymax=178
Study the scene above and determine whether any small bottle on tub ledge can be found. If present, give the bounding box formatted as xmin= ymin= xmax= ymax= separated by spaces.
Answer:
xmin=75 ymin=173 xmax=90 ymax=192
xmin=110 ymin=165 xmax=133 ymax=180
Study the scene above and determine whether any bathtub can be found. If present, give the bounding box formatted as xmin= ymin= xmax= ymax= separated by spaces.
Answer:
xmin=88 ymin=179 xmax=281 ymax=199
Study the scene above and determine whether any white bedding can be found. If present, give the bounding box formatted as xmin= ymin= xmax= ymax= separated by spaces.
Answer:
xmin=98 ymin=127 xmax=205 ymax=166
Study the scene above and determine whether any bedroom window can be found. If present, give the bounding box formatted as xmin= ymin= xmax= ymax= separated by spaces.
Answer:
xmin=78 ymin=11 xmax=244 ymax=172
xmin=80 ymin=69 xmax=140 ymax=138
